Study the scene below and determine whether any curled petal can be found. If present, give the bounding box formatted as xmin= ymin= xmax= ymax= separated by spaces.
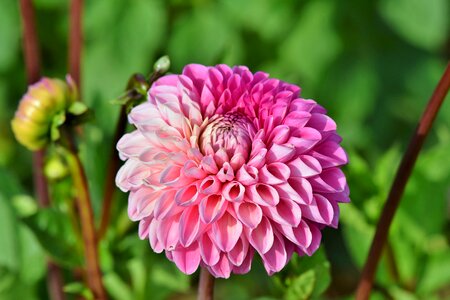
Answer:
xmin=259 ymin=162 xmax=290 ymax=184
xmin=199 ymin=194 xmax=227 ymax=224
xmin=266 ymin=143 xmax=296 ymax=163
xmin=199 ymin=175 xmax=222 ymax=194
xmin=309 ymin=168 xmax=347 ymax=193
xmin=261 ymin=233 xmax=287 ymax=274
xmin=247 ymin=217 xmax=274 ymax=254
xmin=235 ymin=202 xmax=263 ymax=229
xmin=212 ymin=212 xmax=243 ymax=252
xmin=200 ymin=233 xmax=221 ymax=266
xmin=179 ymin=206 xmax=201 ymax=247
xmin=228 ymin=236 xmax=249 ymax=266
xmin=217 ymin=162 xmax=234 ymax=182
xmin=174 ymin=182 xmax=201 ymax=206
xmin=288 ymin=155 xmax=322 ymax=178
xmin=222 ymin=181 xmax=245 ymax=202
xmin=236 ymin=164 xmax=258 ymax=185
xmin=171 ymin=242 xmax=201 ymax=275
xmin=246 ymin=184 xmax=280 ymax=207
xmin=210 ymin=253 xmax=232 ymax=279
xmin=302 ymin=194 xmax=334 ymax=225
xmin=262 ymin=198 xmax=301 ymax=227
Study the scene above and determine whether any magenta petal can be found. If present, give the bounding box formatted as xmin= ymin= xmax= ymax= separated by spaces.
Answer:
xmin=307 ymin=113 xmax=336 ymax=132
xmin=236 ymin=202 xmax=263 ymax=229
xmin=248 ymin=217 xmax=274 ymax=254
xmin=287 ymin=177 xmax=313 ymax=204
xmin=311 ymin=141 xmax=348 ymax=168
xmin=222 ymin=181 xmax=245 ymax=202
xmin=262 ymin=198 xmax=301 ymax=227
xmin=266 ymin=143 xmax=296 ymax=163
xmin=200 ymin=233 xmax=221 ymax=266
xmin=309 ymin=168 xmax=346 ymax=193
xmin=288 ymin=155 xmax=322 ymax=178
xmin=278 ymin=220 xmax=312 ymax=250
xmin=233 ymin=249 xmax=254 ymax=274
xmin=172 ymin=242 xmax=201 ymax=275
xmin=201 ymin=155 xmax=219 ymax=174
xmin=304 ymin=223 xmax=322 ymax=255
xmin=212 ymin=212 xmax=243 ymax=252
xmin=246 ymin=183 xmax=280 ymax=206
xmin=302 ymin=194 xmax=334 ymax=225
xmin=217 ymin=162 xmax=234 ymax=182
xmin=179 ymin=206 xmax=201 ymax=247
xmin=199 ymin=194 xmax=227 ymax=224
xmin=267 ymin=125 xmax=290 ymax=145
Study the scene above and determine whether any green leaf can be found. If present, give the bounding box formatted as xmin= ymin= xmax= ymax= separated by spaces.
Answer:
xmin=64 ymin=282 xmax=94 ymax=300
xmin=0 ymin=196 xmax=20 ymax=271
xmin=103 ymin=272 xmax=133 ymax=300
xmin=285 ymin=269 xmax=315 ymax=300
xmin=378 ymin=0 xmax=448 ymax=51
xmin=0 ymin=0 xmax=20 ymax=71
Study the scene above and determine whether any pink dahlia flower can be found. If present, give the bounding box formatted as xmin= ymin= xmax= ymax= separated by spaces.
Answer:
xmin=116 ymin=64 xmax=349 ymax=278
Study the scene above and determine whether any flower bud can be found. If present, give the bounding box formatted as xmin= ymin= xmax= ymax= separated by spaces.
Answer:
xmin=153 ymin=55 xmax=170 ymax=74
xmin=11 ymin=76 xmax=77 ymax=150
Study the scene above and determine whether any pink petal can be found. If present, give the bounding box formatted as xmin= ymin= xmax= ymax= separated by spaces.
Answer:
xmin=266 ymin=143 xmax=296 ymax=163
xmin=311 ymin=141 xmax=348 ymax=168
xmin=171 ymin=242 xmax=201 ymax=275
xmin=201 ymin=155 xmax=219 ymax=174
xmin=235 ymin=202 xmax=262 ymax=229
xmin=307 ymin=113 xmax=336 ymax=132
xmin=179 ymin=206 xmax=201 ymax=247
xmin=261 ymin=233 xmax=287 ymax=274
xmin=116 ymin=131 xmax=148 ymax=159
xmin=182 ymin=160 xmax=207 ymax=179
xmin=266 ymin=125 xmax=290 ymax=145
xmin=246 ymin=184 xmax=280 ymax=207
xmin=259 ymin=162 xmax=290 ymax=184
xmin=174 ymin=183 xmax=201 ymax=206
xmin=228 ymin=236 xmax=249 ymax=266
xmin=236 ymin=164 xmax=259 ymax=185
xmin=248 ymin=217 xmax=274 ymax=254
xmin=222 ymin=181 xmax=245 ymax=202
xmin=199 ymin=175 xmax=222 ymax=194
xmin=200 ymin=233 xmax=221 ymax=266
xmin=278 ymin=220 xmax=312 ymax=250
xmin=283 ymin=111 xmax=311 ymax=129
xmin=232 ymin=249 xmax=254 ymax=274
xmin=156 ymin=214 xmax=181 ymax=250
xmin=212 ymin=212 xmax=243 ymax=252
xmin=217 ymin=162 xmax=234 ymax=182
xmin=304 ymin=223 xmax=322 ymax=255
xmin=309 ymin=168 xmax=346 ymax=193
xmin=288 ymin=127 xmax=322 ymax=154
xmin=288 ymin=155 xmax=322 ymax=178
xmin=247 ymin=148 xmax=267 ymax=168
xmin=210 ymin=253 xmax=232 ymax=279
xmin=138 ymin=216 xmax=152 ymax=239
xmin=199 ymin=194 xmax=227 ymax=224
xmin=128 ymin=187 xmax=159 ymax=221
xmin=149 ymin=218 xmax=164 ymax=253
xmin=301 ymin=194 xmax=334 ymax=225
xmin=154 ymin=190 xmax=181 ymax=220
xmin=262 ymin=198 xmax=302 ymax=227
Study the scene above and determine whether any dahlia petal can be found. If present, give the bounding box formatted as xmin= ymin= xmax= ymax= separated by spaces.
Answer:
xmin=200 ymin=175 xmax=222 ymax=194
xmin=283 ymin=111 xmax=311 ymax=129
xmin=179 ymin=206 xmax=201 ymax=247
xmin=156 ymin=214 xmax=180 ymax=250
xmin=288 ymin=155 xmax=322 ymax=178
xmin=266 ymin=143 xmax=296 ymax=163
xmin=149 ymin=219 xmax=164 ymax=253
xmin=174 ymin=183 xmax=200 ymax=206
xmin=267 ymin=125 xmax=290 ymax=145
xmin=289 ymin=99 xmax=317 ymax=113
xmin=138 ymin=216 xmax=152 ymax=240
xmin=309 ymin=168 xmax=346 ymax=193
xmin=128 ymin=187 xmax=159 ymax=221
xmin=304 ymin=223 xmax=322 ymax=255
xmin=235 ymin=202 xmax=262 ymax=229
xmin=259 ymin=162 xmax=290 ymax=184
xmin=200 ymin=233 xmax=221 ymax=266
xmin=199 ymin=194 xmax=227 ymax=224
xmin=247 ymin=183 xmax=280 ymax=207
xmin=212 ymin=212 xmax=243 ymax=252
xmin=301 ymin=194 xmax=334 ymax=225
xmin=117 ymin=131 xmax=148 ymax=159
xmin=182 ymin=160 xmax=207 ymax=179
xmin=261 ymin=233 xmax=287 ymax=273
xmin=278 ymin=220 xmax=313 ymax=250
xmin=183 ymin=64 xmax=209 ymax=92
xmin=236 ymin=164 xmax=259 ymax=185
xmin=307 ymin=113 xmax=336 ymax=132
xmin=232 ymin=249 xmax=254 ymax=274
xmin=210 ymin=253 xmax=232 ymax=279
xmin=201 ymin=155 xmax=219 ymax=174
xmin=228 ymin=236 xmax=249 ymax=266
xmin=217 ymin=162 xmax=234 ymax=182
xmin=288 ymin=177 xmax=313 ymax=204
xmin=171 ymin=242 xmax=201 ymax=275
xmin=248 ymin=217 xmax=274 ymax=254
xmin=214 ymin=148 xmax=230 ymax=167
xmin=222 ymin=181 xmax=245 ymax=202
xmin=311 ymin=141 xmax=348 ymax=168
xmin=154 ymin=190 xmax=180 ymax=220
xmin=262 ymin=198 xmax=301 ymax=227
xmin=288 ymin=127 xmax=322 ymax=154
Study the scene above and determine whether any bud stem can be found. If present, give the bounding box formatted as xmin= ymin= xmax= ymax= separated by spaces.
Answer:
xmin=355 ymin=63 xmax=450 ymax=299
xmin=64 ymin=129 xmax=107 ymax=300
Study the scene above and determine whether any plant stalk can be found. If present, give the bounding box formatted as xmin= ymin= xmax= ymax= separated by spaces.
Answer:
xmin=64 ymin=130 xmax=107 ymax=300
xmin=355 ymin=63 xmax=450 ymax=299
xmin=198 ymin=267 xmax=215 ymax=300
xmin=69 ymin=0 xmax=83 ymax=89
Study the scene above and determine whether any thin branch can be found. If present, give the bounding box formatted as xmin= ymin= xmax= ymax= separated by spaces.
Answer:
xmin=19 ymin=1 xmax=66 ymax=300
xmin=98 ymin=106 xmax=127 ymax=239
xmin=198 ymin=267 xmax=215 ymax=300
xmin=355 ymin=63 xmax=450 ymax=300
xmin=69 ymin=0 xmax=83 ymax=89
xmin=64 ymin=130 xmax=107 ymax=300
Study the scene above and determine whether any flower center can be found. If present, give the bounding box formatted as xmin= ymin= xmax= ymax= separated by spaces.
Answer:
xmin=200 ymin=112 xmax=255 ymax=160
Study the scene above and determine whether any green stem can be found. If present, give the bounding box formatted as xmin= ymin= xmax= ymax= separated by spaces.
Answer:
xmin=64 ymin=131 xmax=107 ymax=300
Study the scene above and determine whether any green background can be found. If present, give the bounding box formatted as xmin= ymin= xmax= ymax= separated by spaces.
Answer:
xmin=0 ymin=0 xmax=449 ymax=299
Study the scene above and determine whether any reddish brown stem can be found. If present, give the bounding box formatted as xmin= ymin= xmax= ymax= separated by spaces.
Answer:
xmin=65 ymin=132 xmax=107 ymax=300
xmin=98 ymin=106 xmax=127 ymax=239
xmin=198 ymin=267 xmax=215 ymax=300
xmin=19 ymin=1 xmax=66 ymax=300
xmin=355 ymin=63 xmax=450 ymax=300
xmin=69 ymin=0 xmax=83 ymax=89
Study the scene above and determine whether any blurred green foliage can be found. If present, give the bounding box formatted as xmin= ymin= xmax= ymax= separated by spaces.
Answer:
xmin=0 ymin=0 xmax=449 ymax=299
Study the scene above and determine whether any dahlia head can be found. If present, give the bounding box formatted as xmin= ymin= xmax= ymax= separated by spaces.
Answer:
xmin=12 ymin=76 xmax=81 ymax=150
xmin=116 ymin=64 xmax=349 ymax=278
